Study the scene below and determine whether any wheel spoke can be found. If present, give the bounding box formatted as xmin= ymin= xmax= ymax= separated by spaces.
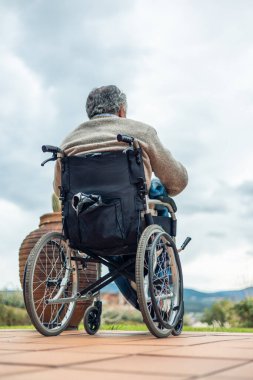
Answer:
xmin=136 ymin=225 xmax=182 ymax=338
xmin=25 ymin=232 xmax=78 ymax=336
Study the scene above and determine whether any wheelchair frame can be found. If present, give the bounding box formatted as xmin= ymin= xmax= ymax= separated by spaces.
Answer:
xmin=24 ymin=134 xmax=191 ymax=338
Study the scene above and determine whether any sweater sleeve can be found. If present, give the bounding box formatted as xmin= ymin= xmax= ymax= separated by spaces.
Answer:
xmin=145 ymin=129 xmax=188 ymax=196
xmin=53 ymin=160 xmax=61 ymax=196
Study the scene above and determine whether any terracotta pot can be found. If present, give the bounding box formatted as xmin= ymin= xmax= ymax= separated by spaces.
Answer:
xmin=19 ymin=212 xmax=98 ymax=328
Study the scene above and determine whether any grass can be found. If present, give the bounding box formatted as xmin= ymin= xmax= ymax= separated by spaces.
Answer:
xmin=183 ymin=326 xmax=253 ymax=333
xmin=101 ymin=324 xmax=253 ymax=333
xmin=1 ymin=324 xmax=253 ymax=333
xmin=0 ymin=325 xmax=34 ymax=329
xmin=101 ymin=323 xmax=148 ymax=331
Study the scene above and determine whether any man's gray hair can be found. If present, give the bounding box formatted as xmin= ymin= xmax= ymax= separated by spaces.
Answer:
xmin=86 ymin=85 xmax=127 ymax=119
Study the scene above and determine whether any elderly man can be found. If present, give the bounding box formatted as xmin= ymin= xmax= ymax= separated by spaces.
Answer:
xmin=54 ymin=85 xmax=188 ymax=196
xmin=53 ymin=85 xmax=188 ymax=309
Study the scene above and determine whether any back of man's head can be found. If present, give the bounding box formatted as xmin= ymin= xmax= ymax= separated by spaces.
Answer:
xmin=86 ymin=85 xmax=127 ymax=119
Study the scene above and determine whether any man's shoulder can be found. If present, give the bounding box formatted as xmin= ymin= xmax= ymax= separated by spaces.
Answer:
xmin=60 ymin=117 xmax=157 ymax=148
xmin=60 ymin=120 xmax=90 ymax=146
xmin=123 ymin=117 xmax=155 ymax=129
xmin=121 ymin=118 xmax=157 ymax=136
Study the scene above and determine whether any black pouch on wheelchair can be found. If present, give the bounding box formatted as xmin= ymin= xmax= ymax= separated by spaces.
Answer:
xmin=61 ymin=150 xmax=144 ymax=255
xmin=74 ymin=194 xmax=125 ymax=249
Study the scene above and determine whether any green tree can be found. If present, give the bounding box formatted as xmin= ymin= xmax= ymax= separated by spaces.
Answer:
xmin=0 ymin=289 xmax=24 ymax=308
xmin=232 ymin=298 xmax=253 ymax=327
xmin=201 ymin=300 xmax=234 ymax=327
xmin=0 ymin=293 xmax=30 ymax=326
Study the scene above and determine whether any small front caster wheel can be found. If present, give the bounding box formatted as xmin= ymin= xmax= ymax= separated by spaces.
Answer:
xmin=171 ymin=318 xmax=183 ymax=336
xmin=83 ymin=306 xmax=101 ymax=335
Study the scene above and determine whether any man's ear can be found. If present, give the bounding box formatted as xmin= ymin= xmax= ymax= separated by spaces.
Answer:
xmin=118 ymin=105 xmax=126 ymax=118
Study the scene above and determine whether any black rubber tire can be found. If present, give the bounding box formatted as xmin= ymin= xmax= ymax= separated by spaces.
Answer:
xmin=136 ymin=224 xmax=173 ymax=338
xmin=22 ymin=262 xmax=28 ymax=311
xmin=172 ymin=318 xmax=184 ymax=336
xmin=148 ymin=231 xmax=183 ymax=331
xmin=83 ymin=306 xmax=101 ymax=335
xmin=24 ymin=232 xmax=78 ymax=336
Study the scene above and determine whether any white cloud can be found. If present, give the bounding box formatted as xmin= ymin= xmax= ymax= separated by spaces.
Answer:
xmin=182 ymin=247 xmax=253 ymax=292
xmin=0 ymin=199 xmax=38 ymax=289
xmin=0 ymin=52 xmax=57 ymax=128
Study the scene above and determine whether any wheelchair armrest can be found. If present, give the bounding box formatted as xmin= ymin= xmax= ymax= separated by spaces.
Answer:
xmin=157 ymin=196 xmax=177 ymax=212
xmin=148 ymin=196 xmax=177 ymax=213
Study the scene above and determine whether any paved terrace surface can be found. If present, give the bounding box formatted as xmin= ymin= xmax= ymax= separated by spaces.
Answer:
xmin=0 ymin=330 xmax=253 ymax=380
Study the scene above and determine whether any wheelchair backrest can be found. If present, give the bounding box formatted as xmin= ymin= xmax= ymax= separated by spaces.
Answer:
xmin=61 ymin=149 xmax=146 ymax=256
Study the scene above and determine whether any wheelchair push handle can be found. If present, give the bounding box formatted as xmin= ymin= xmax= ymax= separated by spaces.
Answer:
xmin=117 ymin=134 xmax=140 ymax=151
xmin=117 ymin=134 xmax=134 ymax=145
xmin=41 ymin=145 xmax=63 ymax=166
xmin=42 ymin=145 xmax=62 ymax=154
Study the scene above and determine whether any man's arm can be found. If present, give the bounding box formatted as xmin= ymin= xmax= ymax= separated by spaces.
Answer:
xmin=145 ymin=129 xmax=188 ymax=196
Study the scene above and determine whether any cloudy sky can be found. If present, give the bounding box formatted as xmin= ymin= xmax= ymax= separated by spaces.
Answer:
xmin=1 ymin=0 xmax=253 ymax=292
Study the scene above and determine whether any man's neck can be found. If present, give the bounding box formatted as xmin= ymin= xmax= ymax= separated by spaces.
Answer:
xmin=92 ymin=113 xmax=118 ymax=119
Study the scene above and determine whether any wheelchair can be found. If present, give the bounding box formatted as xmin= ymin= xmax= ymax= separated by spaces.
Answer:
xmin=23 ymin=134 xmax=191 ymax=338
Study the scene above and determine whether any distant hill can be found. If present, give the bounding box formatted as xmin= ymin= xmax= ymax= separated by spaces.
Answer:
xmin=2 ymin=285 xmax=252 ymax=314
xmin=184 ymin=287 xmax=253 ymax=312
xmin=102 ymin=283 xmax=253 ymax=312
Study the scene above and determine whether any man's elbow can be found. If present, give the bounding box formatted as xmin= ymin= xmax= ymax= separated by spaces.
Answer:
xmin=167 ymin=169 xmax=188 ymax=196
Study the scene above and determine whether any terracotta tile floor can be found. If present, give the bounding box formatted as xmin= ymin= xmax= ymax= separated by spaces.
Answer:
xmin=0 ymin=329 xmax=252 ymax=379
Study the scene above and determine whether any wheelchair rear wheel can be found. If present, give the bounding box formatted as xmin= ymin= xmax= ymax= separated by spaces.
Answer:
xmin=24 ymin=232 xmax=78 ymax=336
xmin=136 ymin=225 xmax=183 ymax=338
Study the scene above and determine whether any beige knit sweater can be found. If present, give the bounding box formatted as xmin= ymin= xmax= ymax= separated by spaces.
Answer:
xmin=53 ymin=116 xmax=188 ymax=196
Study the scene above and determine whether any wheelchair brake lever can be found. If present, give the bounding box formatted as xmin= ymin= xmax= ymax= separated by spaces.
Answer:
xmin=122 ymin=147 xmax=133 ymax=154
xmin=41 ymin=153 xmax=58 ymax=166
